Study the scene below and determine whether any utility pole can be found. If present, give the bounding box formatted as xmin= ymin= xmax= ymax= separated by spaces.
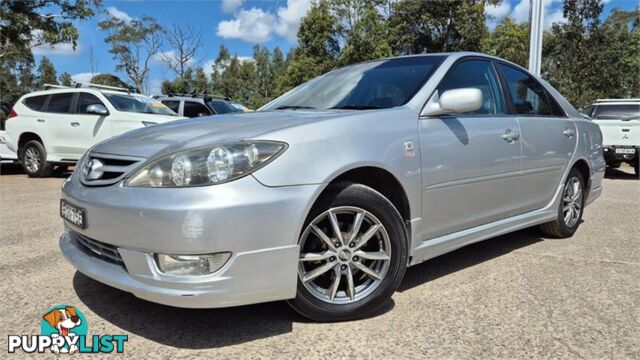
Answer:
xmin=528 ymin=0 xmax=544 ymax=76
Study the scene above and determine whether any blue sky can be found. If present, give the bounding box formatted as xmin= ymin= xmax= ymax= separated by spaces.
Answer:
xmin=31 ymin=0 xmax=636 ymax=94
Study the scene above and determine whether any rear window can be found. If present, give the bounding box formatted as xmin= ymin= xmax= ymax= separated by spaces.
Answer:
xmin=593 ymin=104 xmax=640 ymax=120
xmin=209 ymin=100 xmax=242 ymax=114
xmin=23 ymin=95 xmax=48 ymax=111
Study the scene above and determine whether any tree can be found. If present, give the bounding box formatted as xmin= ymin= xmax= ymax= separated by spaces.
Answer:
xmin=37 ymin=56 xmax=58 ymax=87
xmin=482 ymin=17 xmax=529 ymax=67
xmin=278 ymin=2 xmax=340 ymax=92
xmin=90 ymin=73 xmax=129 ymax=88
xmin=338 ymin=4 xmax=393 ymax=65
xmin=388 ymin=0 xmax=496 ymax=54
xmin=192 ymin=67 xmax=208 ymax=94
xmin=160 ymin=23 xmax=202 ymax=81
xmin=99 ymin=15 xmax=163 ymax=93
xmin=542 ymin=0 xmax=606 ymax=105
xmin=59 ymin=72 xmax=73 ymax=86
xmin=0 ymin=0 xmax=99 ymax=59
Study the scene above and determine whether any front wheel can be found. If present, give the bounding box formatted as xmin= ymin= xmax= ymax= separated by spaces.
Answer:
xmin=539 ymin=168 xmax=585 ymax=238
xmin=20 ymin=140 xmax=52 ymax=178
xmin=287 ymin=183 xmax=408 ymax=322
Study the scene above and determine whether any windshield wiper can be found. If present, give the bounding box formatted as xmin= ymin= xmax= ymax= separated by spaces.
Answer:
xmin=275 ymin=105 xmax=317 ymax=110
xmin=332 ymin=104 xmax=382 ymax=110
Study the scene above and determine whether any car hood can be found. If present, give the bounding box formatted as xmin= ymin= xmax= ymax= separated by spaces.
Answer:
xmin=92 ymin=110 xmax=353 ymax=159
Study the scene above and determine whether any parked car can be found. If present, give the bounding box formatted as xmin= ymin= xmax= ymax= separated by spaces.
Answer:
xmin=59 ymin=53 xmax=605 ymax=321
xmin=0 ymin=130 xmax=18 ymax=162
xmin=156 ymin=94 xmax=245 ymax=118
xmin=580 ymin=99 xmax=639 ymax=176
xmin=4 ymin=84 xmax=184 ymax=177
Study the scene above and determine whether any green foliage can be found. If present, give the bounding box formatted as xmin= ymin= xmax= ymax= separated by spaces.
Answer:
xmin=99 ymin=15 xmax=163 ymax=93
xmin=543 ymin=1 xmax=639 ymax=106
xmin=90 ymin=73 xmax=129 ymax=88
xmin=0 ymin=0 xmax=100 ymax=59
xmin=59 ymin=72 xmax=73 ymax=87
xmin=483 ymin=17 xmax=529 ymax=67
xmin=37 ymin=57 xmax=58 ymax=87
xmin=338 ymin=4 xmax=393 ymax=65
xmin=388 ymin=0 xmax=495 ymax=54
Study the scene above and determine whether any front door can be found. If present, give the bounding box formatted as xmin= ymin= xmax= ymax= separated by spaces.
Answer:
xmin=419 ymin=59 xmax=522 ymax=240
xmin=65 ymin=92 xmax=111 ymax=159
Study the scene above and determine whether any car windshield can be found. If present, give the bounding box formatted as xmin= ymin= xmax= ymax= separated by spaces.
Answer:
xmin=593 ymin=104 xmax=640 ymax=120
xmin=105 ymin=94 xmax=178 ymax=116
xmin=262 ymin=56 xmax=445 ymax=111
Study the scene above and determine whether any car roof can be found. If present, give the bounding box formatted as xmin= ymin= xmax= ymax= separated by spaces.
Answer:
xmin=20 ymin=88 xmax=148 ymax=98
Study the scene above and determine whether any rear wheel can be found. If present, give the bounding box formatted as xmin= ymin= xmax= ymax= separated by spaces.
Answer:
xmin=20 ymin=140 xmax=52 ymax=177
xmin=288 ymin=183 xmax=408 ymax=322
xmin=539 ymin=168 xmax=585 ymax=238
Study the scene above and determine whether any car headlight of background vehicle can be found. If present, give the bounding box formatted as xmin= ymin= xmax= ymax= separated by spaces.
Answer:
xmin=125 ymin=141 xmax=287 ymax=187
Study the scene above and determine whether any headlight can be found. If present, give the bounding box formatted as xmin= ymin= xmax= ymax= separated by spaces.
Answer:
xmin=125 ymin=141 xmax=287 ymax=187
xmin=155 ymin=253 xmax=231 ymax=276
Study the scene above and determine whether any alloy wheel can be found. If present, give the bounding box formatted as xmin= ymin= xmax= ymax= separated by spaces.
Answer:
xmin=24 ymin=147 xmax=41 ymax=173
xmin=298 ymin=206 xmax=391 ymax=304
xmin=562 ymin=177 xmax=582 ymax=228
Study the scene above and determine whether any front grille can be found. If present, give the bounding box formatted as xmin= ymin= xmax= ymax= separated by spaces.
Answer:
xmin=80 ymin=152 xmax=145 ymax=186
xmin=73 ymin=232 xmax=124 ymax=267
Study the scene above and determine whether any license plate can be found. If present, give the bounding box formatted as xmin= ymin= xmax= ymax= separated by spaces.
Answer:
xmin=615 ymin=148 xmax=636 ymax=154
xmin=60 ymin=200 xmax=86 ymax=229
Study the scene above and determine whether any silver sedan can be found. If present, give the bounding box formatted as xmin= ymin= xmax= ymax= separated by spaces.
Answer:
xmin=59 ymin=52 xmax=605 ymax=321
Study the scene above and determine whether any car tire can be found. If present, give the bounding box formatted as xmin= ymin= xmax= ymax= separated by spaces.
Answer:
xmin=20 ymin=140 xmax=52 ymax=178
xmin=287 ymin=182 xmax=408 ymax=322
xmin=539 ymin=168 xmax=585 ymax=238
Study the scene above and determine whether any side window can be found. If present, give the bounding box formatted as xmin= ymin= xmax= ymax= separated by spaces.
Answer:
xmin=498 ymin=64 xmax=552 ymax=116
xmin=46 ymin=93 xmax=73 ymax=113
xmin=161 ymin=100 xmax=180 ymax=113
xmin=183 ymin=101 xmax=211 ymax=117
xmin=580 ymin=105 xmax=594 ymax=117
xmin=76 ymin=93 xmax=105 ymax=114
xmin=437 ymin=60 xmax=505 ymax=115
xmin=23 ymin=95 xmax=48 ymax=111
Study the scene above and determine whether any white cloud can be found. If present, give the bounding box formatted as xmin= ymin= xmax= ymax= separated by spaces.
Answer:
xmin=485 ymin=1 xmax=512 ymax=30
xmin=510 ymin=0 xmax=566 ymax=29
xmin=217 ymin=8 xmax=276 ymax=43
xmin=221 ymin=0 xmax=244 ymax=13
xmin=216 ymin=0 xmax=311 ymax=43
xmin=106 ymin=6 xmax=132 ymax=23
xmin=32 ymin=42 xmax=80 ymax=56
xmin=71 ymin=72 xmax=98 ymax=84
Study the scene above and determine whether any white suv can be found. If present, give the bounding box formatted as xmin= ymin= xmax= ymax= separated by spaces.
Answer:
xmin=580 ymin=99 xmax=639 ymax=177
xmin=5 ymin=84 xmax=184 ymax=177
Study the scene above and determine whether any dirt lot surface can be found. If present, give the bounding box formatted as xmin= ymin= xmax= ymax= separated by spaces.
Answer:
xmin=1 ymin=163 xmax=639 ymax=358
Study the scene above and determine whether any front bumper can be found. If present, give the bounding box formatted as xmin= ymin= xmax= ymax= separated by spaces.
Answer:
xmin=60 ymin=173 xmax=323 ymax=308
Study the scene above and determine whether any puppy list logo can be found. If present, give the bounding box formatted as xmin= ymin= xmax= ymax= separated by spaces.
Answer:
xmin=7 ymin=305 xmax=128 ymax=354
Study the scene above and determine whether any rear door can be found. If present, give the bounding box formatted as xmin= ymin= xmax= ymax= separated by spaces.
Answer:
xmin=419 ymin=59 xmax=522 ymax=239
xmin=43 ymin=92 xmax=78 ymax=158
xmin=497 ymin=63 xmax=577 ymax=212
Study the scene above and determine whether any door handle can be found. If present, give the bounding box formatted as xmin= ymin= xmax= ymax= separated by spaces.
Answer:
xmin=563 ymin=129 xmax=576 ymax=138
xmin=501 ymin=129 xmax=519 ymax=142
xmin=70 ymin=122 xmax=80 ymax=127
xmin=37 ymin=119 xmax=45 ymax=123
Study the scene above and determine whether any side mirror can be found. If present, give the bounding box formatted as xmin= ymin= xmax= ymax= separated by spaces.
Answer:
xmin=86 ymin=104 xmax=109 ymax=115
xmin=422 ymin=88 xmax=483 ymax=117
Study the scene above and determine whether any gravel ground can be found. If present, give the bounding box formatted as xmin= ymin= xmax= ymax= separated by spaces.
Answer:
xmin=1 ymin=163 xmax=639 ymax=359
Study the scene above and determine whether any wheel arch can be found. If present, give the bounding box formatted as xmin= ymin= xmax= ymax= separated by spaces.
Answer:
xmin=18 ymin=132 xmax=45 ymax=156
xmin=571 ymin=158 xmax=591 ymax=195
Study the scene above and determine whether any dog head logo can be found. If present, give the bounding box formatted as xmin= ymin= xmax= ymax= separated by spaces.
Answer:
xmin=42 ymin=306 xmax=82 ymax=337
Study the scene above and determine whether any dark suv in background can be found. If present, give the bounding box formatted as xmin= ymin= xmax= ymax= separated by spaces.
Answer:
xmin=155 ymin=94 xmax=249 ymax=118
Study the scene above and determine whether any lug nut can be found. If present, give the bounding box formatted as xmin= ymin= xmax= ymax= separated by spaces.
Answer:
xmin=334 ymin=242 xmax=341 ymax=248
xmin=330 ymin=256 xmax=336 ymax=262
xmin=341 ymin=265 xmax=347 ymax=271
xmin=349 ymin=242 xmax=355 ymax=248
xmin=353 ymin=256 xmax=359 ymax=262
